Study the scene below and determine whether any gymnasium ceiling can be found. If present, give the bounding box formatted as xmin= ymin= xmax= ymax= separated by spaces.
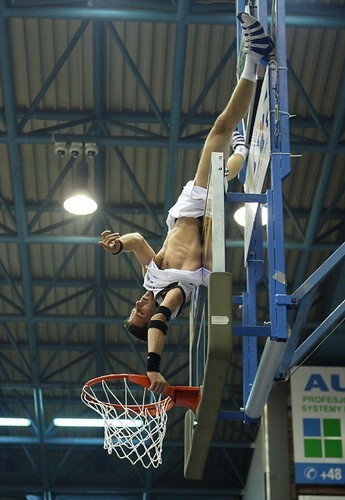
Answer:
xmin=0 ymin=1 xmax=344 ymax=499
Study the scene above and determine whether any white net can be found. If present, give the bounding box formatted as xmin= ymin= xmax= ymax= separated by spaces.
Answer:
xmin=81 ymin=377 xmax=172 ymax=468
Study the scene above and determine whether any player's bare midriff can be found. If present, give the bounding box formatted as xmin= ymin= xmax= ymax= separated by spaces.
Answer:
xmin=154 ymin=217 xmax=202 ymax=271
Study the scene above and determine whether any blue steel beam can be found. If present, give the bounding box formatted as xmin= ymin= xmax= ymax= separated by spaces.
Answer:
xmin=40 ymin=293 xmax=96 ymax=380
xmin=30 ymin=216 xmax=91 ymax=235
xmin=1 ymin=200 xmax=344 ymax=227
xmin=93 ymin=19 xmax=108 ymax=382
xmin=105 ymin=211 xmax=160 ymax=238
xmin=36 ymin=286 xmax=95 ymax=315
xmin=291 ymin=299 xmax=345 ymax=367
xmin=317 ymin=181 xmax=345 ymax=236
xmin=103 ymin=127 xmax=163 ymax=231
xmin=0 ymin=259 xmax=25 ymax=308
xmin=164 ymin=0 xmax=190 ymax=225
xmin=1 ymin=131 xmax=343 ymax=152
xmin=32 ymin=209 xmax=160 ymax=238
xmin=180 ymin=38 xmax=237 ymax=134
xmin=0 ymin=435 xmax=249 ymax=449
xmin=0 ymin=276 xmax=269 ymax=293
xmin=0 ymin=315 xmax=323 ymax=332
xmin=282 ymin=194 xmax=305 ymax=240
xmin=278 ymin=287 xmax=319 ymax=378
xmin=0 ymin=292 xmax=23 ymax=312
xmin=0 ymin=192 xmax=16 ymax=226
xmin=34 ymin=216 xmax=97 ymax=311
xmin=0 ymin=107 xmax=336 ymax=130
xmin=107 ymin=22 xmax=169 ymax=133
xmin=42 ymin=348 xmax=96 ymax=382
xmin=0 ymin=349 xmax=31 ymax=379
xmin=18 ymin=21 xmax=89 ymax=132
xmin=27 ymin=155 xmax=76 ymax=232
xmin=0 ymin=4 xmax=50 ymax=489
xmin=287 ymin=62 xmax=329 ymax=141
xmin=1 ymin=340 xmax=187 ymax=355
xmin=99 ymin=286 xmax=147 ymax=370
xmin=293 ymin=71 xmax=345 ymax=289
xmin=0 ymin=313 xmax=188 ymax=325
xmin=278 ymin=243 xmax=345 ymax=375
xmin=292 ymin=242 xmax=345 ymax=301
xmin=27 ymin=121 xmax=97 ymax=232
xmin=328 ymin=261 xmax=345 ymax=313
xmin=2 ymin=4 xmax=345 ymax=28
xmin=0 ymin=277 xmax=146 ymax=288
xmin=0 ymin=233 xmax=342 ymax=251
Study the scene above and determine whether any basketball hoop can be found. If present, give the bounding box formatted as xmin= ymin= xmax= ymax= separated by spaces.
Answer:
xmin=81 ymin=374 xmax=200 ymax=468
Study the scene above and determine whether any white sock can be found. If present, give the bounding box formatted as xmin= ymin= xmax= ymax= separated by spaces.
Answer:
xmin=233 ymin=144 xmax=249 ymax=160
xmin=240 ymin=56 xmax=257 ymax=82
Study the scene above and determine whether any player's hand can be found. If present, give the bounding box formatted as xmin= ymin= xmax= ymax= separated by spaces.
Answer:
xmin=98 ymin=230 xmax=122 ymax=254
xmin=231 ymin=130 xmax=248 ymax=151
xmin=147 ymin=371 xmax=168 ymax=394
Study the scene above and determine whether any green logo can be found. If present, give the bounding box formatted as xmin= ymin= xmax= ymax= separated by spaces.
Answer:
xmin=303 ymin=418 xmax=343 ymax=459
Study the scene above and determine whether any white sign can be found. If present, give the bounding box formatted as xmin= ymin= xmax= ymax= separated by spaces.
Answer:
xmin=244 ymin=69 xmax=271 ymax=261
xmin=291 ymin=366 xmax=345 ymax=485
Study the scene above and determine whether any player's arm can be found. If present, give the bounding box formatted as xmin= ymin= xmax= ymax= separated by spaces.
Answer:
xmin=146 ymin=287 xmax=184 ymax=394
xmin=98 ymin=230 xmax=155 ymax=269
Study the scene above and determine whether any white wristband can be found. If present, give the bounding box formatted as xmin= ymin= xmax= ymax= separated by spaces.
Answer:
xmin=233 ymin=145 xmax=249 ymax=160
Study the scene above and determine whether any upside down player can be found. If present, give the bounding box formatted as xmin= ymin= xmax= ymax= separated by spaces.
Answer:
xmin=99 ymin=13 xmax=274 ymax=393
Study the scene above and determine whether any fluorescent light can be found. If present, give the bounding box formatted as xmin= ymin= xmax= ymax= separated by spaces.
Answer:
xmin=53 ymin=418 xmax=143 ymax=428
xmin=63 ymin=193 xmax=98 ymax=215
xmin=0 ymin=417 xmax=31 ymax=427
xmin=63 ymin=158 xmax=98 ymax=215
xmin=234 ymin=205 xmax=268 ymax=227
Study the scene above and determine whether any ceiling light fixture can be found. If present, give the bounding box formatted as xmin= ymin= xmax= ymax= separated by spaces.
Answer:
xmin=63 ymin=157 xmax=98 ymax=215
xmin=0 ymin=417 xmax=31 ymax=427
xmin=234 ymin=204 xmax=268 ymax=227
xmin=53 ymin=418 xmax=143 ymax=428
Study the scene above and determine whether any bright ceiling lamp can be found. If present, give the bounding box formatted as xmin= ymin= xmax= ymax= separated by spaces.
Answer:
xmin=234 ymin=204 xmax=268 ymax=227
xmin=63 ymin=158 xmax=98 ymax=215
xmin=0 ymin=417 xmax=31 ymax=426
xmin=53 ymin=418 xmax=143 ymax=428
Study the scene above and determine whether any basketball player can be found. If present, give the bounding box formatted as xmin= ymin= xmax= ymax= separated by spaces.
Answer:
xmin=99 ymin=13 xmax=274 ymax=393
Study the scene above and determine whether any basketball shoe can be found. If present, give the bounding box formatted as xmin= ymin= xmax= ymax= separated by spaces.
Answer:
xmin=237 ymin=12 xmax=274 ymax=65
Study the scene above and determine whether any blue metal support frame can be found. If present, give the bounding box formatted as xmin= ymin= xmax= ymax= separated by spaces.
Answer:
xmin=223 ymin=0 xmax=291 ymax=422
xmin=279 ymin=242 xmax=345 ymax=373
xmin=291 ymin=299 xmax=345 ymax=367
xmin=221 ymin=0 xmax=344 ymax=423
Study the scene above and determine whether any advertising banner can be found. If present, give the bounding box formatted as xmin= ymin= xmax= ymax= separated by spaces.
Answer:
xmin=291 ymin=366 xmax=345 ymax=485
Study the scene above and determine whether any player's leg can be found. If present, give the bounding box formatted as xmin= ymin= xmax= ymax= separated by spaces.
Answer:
xmin=194 ymin=78 xmax=254 ymax=188
xmin=194 ymin=13 xmax=273 ymax=189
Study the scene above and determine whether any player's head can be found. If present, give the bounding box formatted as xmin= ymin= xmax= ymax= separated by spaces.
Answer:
xmin=123 ymin=291 xmax=156 ymax=342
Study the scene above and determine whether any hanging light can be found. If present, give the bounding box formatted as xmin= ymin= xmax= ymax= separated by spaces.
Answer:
xmin=234 ymin=204 xmax=268 ymax=227
xmin=63 ymin=157 xmax=98 ymax=215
